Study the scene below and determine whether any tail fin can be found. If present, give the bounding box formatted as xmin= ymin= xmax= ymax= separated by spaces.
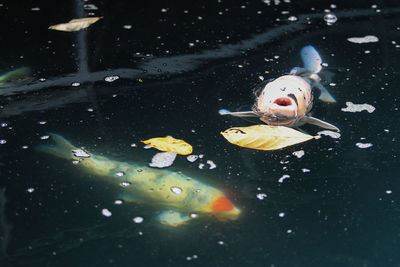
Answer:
xmin=36 ymin=133 xmax=77 ymax=160
xmin=301 ymin=45 xmax=322 ymax=74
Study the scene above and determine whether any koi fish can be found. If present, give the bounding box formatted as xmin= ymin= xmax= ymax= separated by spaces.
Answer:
xmin=37 ymin=134 xmax=240 ymax=227
xmin=219 ymin=45 xmax=339 ymax=131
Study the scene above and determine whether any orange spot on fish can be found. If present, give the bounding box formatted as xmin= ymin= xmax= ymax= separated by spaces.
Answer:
xmin=211 ymin=196 xmax=234 ymax=212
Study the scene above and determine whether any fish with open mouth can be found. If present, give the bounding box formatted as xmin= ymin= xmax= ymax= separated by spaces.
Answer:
xmin=219 ymin=45 xmax=339 ymax=131
xmin=37 ymin=133 xmax=240 ymax=227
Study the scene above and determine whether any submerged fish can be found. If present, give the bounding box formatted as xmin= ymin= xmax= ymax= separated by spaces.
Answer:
xmin=219 ymin=45 xmax=339 ymax=131
xmin=0 ymin=67 xmax=31 ymax=84
xmin=37 ymin=134 xmax=240 ymax=227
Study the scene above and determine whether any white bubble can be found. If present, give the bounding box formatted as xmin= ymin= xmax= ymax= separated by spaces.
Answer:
xmin=149 ymin=152 xmax=177 ymax=168
xmin=170 ymin=186 xmax=182 ymax=195
xmin=279 ymin=212 xmax=285 ymax=217
xmin=256 ymin=193 xmax=267 ymax=200
xmin=71 ymin=82 xmax=80 ymax=87
xmin=120 ymin=181 xmax=131 ymax=187
xmin=317 ymin=130 xmax=341 ymax=139
xmin=324 ymin=13 xmax=337 ymax=25
xmin=347 ymin=35 xmax=379 ymax=44
xmin=40 ymin=135 xmax=50 ymax=140
xmin=72 ymin=149 xmax=90 ymax=158
xmin=341 ymin=102 xmax=375 ymax=113
xmin=123 ymin=25 xmax=132 ymax=29
xmin=301 ymin=168 xmax=310 ymax=173
xmin=292 ymin=150 xmax=305 ymax=158
xmin=355 ymin=143 xmax=373 ymax=149
xmin=104 ymin=75 xmax=120 ymax=82
xmin=116 ymin=171 xmax=125 ymax=177
xmin=206 ymin=160 xmax=217 ymax=169
xmin=27 ymin=188 xmax=35 ymax=193
xmin=38 ymin=121 xmax=47 ymax=125
xmin=386 ymin=190 xmax=393 ymax=194
xmin=218 ymin=241 xmax=224 ymax=245
xmin=84 ymin=4 xmax=98 ymax=10
xmin=288 ymin=16 xmax=298 ymax=21
xmin=114 ymin=199 xmax=123 ymax=205
xmin=278 ymin=174 xmax=290 ymax=183
xmin=186 ymin=155 xmax=199 ymax=162
xmin=102 ymin=209 xmax=112 ymax=217
xmin=0 ymin=140 xmax=6 ymax=145
xmin=133 ymin=216 xmax=144 ymax=223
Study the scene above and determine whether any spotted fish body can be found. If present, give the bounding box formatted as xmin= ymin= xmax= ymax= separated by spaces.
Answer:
xmin=37 ymin=134 xmax=240 ymax=226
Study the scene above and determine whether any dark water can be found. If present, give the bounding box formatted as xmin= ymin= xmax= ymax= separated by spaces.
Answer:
xmin=1 ymin=0 xmax=400 ymax=266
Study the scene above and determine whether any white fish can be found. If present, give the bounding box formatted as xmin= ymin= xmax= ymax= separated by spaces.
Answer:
xmin=220 ymin=45 xmax=338 ymax=131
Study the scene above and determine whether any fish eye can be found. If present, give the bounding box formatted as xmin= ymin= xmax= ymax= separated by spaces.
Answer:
xmin=298 ymin=87 xmax=302 ymax=92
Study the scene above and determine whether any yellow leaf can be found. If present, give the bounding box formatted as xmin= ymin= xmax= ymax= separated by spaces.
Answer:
xmin=141 ymin=136 xmax=193 ymax=155
xmin=49 ymin=17 xmax=103 ymax=32
xmin=221 ymin=125 xmax=320 ymax=151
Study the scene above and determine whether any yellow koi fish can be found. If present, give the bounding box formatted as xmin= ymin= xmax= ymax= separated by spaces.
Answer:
xmin=37 ymin=134 xmax=240 ymax=226
xmin=219 ymin=45 xmax=339 ymax=131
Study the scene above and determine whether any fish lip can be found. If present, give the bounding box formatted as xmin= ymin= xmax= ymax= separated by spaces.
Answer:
xmin=273 ymin=97 xmax=293 ymax=107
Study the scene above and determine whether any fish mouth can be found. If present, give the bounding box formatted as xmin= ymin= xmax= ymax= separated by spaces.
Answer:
xmin=269 ymin=97 xmax=297 ymax=117
xmin=273 ymin=97 xmax=293 ymax=106
xmin=255 ymin=96 xmax=298 ymax=126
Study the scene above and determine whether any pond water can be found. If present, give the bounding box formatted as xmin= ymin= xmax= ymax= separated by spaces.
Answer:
xmin=1 ymin=0 xmax=400 ymax=266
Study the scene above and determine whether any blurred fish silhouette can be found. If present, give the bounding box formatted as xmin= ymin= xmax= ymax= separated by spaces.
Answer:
xmin=0 ymin=67 xmax=31 ymax=85
xmin=220 ymin=45 xmax=339 ymax=131
xmin=37 ymin=134 xmax=240 ymax=227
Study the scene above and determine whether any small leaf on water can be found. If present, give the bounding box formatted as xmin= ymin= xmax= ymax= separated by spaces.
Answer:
xmin=141 ymin=136 xmax=193 ymax=155
xmin=48 ymin=17 xmax=103 ymax=32
xmin=221 ymin=125 xmax=320 ymax=150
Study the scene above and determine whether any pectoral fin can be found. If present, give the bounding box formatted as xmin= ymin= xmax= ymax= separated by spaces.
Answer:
xmin=301 ymin=116 xmax=339 ymax=131
xmin=219 ymin=109 xmax=258 ymax=117
xmin=158 ymin=210 xmax=191 ymax=227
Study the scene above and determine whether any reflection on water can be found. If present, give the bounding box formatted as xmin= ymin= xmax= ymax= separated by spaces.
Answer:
xmin=1 ymin=0 xmax=400 ymax=266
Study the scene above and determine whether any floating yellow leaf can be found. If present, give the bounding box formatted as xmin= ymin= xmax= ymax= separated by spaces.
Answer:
xmin=48 ymin=17 xmax=103 ymax=32
xmin=141 ymin=136 xmax=193 ymax=155
xmin=221 ymin=125 xmax=320 ymax=151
